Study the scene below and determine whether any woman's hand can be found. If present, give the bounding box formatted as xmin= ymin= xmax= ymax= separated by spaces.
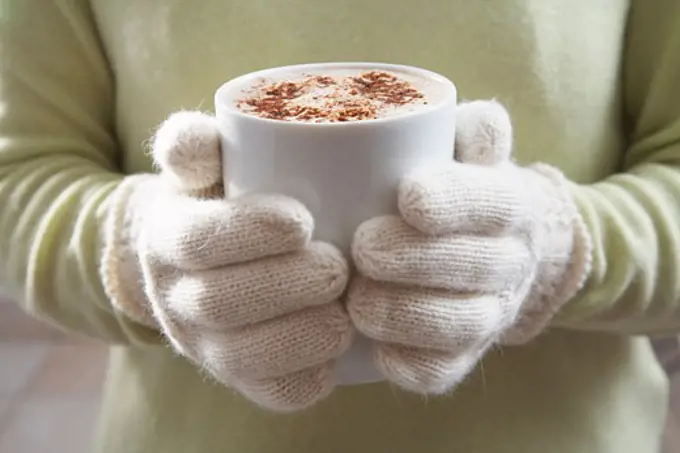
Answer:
xmin=347 ymin=101 xmax=592 ymax=394
xmin=101 ymin=112 xmax=354 ymax=412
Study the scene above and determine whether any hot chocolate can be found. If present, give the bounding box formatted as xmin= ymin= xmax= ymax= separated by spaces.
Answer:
xmin=234 ymin=69 xmax=446 ymax=123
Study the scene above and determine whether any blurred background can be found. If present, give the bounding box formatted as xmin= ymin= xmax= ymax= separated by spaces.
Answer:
xmin=1 ymin=294 xmax=679 ymax=452
xmin=0 ymin=296 xmax=106 ymax=452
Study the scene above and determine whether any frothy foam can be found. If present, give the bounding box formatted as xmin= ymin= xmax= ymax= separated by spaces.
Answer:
xmin=234 ymin=68 xmax=448 ymax=123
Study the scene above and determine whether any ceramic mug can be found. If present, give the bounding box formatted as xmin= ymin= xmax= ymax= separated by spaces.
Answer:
xmin=214 ymin=62 xmax=457 ymax=385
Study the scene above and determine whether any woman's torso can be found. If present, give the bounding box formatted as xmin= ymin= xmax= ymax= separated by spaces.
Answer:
xmin=89 ymin=1 xmax=668 ymax=451
xmin=95 ymin=0 xmax=628 ymax=182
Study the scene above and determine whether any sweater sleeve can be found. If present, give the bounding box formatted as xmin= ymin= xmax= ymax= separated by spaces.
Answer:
xmin=555 ymin=0 xmax=680 ymax=335
xmin=0 ymin=0 xmax=159 ymax=344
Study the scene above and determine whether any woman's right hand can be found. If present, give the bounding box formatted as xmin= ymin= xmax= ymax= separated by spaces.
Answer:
xmin=101 ymin=112 xmax=353 ymax=412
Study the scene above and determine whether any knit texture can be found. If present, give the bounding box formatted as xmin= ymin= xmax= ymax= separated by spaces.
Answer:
xmin=348 ymin=101 xmax=593 ymax=394
xmin=100 ymin=111 xmax=353 ymax=411
xmin=100 ymin=175 xmax=158 ymax=328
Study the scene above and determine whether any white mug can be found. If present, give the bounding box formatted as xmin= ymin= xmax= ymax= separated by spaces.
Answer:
xmin=214 ymin=62 xmax=457 ymax=386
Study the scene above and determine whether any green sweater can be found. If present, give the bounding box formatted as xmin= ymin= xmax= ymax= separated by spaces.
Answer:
xmin=1 ymin=0 xmax=679 ymax=451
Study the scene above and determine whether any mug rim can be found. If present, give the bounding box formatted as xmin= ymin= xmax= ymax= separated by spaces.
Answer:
xmin=214 ymin=61 xmax=457 ymax=128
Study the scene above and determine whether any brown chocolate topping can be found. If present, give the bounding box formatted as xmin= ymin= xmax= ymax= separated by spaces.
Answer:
xmin=237 ymin=71 xmax=427 ymax=123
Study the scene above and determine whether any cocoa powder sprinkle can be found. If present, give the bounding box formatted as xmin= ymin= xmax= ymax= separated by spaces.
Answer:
xmin=236 ymin=71 xmax=427 ymax=123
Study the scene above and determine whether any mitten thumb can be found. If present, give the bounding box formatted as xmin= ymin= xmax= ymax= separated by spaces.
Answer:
xmin=151 ymin=111 xmax=224 ymax=198
xmin=455 ymin=100 xmax=513 ymax=166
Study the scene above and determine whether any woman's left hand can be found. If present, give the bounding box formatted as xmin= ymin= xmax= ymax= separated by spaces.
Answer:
xmin=347 ymin=100 xmax=592 ymax=394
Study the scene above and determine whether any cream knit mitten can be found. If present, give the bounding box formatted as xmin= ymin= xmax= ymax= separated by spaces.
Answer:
xmin=100 ymin=112 xmax=353 ymax=412
xmin=347 ymin=100 xmax=593 ymax=394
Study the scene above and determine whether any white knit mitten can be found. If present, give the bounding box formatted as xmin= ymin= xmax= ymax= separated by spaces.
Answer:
xmin=100 ymin=112 xmax=353 ymax=412
xmin=347 ymin=100 xmax=592 ymax=394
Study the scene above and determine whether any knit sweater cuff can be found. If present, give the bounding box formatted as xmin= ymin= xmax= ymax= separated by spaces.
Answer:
xmin=100 ymin=174 xmax=159 ymax=328
xmin=501 ymin=165 xmax=593 ymax=345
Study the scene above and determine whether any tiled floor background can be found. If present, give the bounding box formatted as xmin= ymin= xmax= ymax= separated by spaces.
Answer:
xmin=1 ymin=299 xmax=679 ymax=452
